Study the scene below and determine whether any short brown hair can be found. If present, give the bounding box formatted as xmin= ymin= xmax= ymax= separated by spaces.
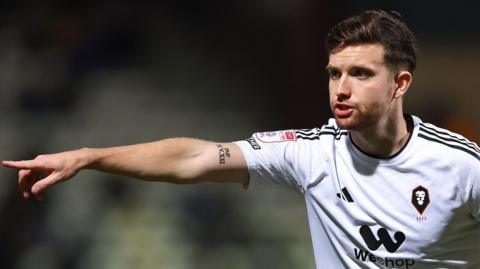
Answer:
xmin=325 ymin=10 xmax=417 ymax=73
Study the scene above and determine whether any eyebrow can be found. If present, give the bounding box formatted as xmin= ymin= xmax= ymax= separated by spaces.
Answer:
xmin=325 ymin=66 xmax=340 ymax=74
xmin=325 ymin=65 xmax=337 ymax=71
xmin=325 ymin=64 xmax=374 ymax=71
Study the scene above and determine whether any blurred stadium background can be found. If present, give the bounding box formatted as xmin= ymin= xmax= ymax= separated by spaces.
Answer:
xmin=0 ymin=1 xmax=478 ymax=268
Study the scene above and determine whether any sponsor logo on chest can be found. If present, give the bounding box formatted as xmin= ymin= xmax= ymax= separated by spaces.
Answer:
xmin=354 ymin=226 xmax=414 ymax=268
xmin=343 ymin=185 xmax=433 ymax=268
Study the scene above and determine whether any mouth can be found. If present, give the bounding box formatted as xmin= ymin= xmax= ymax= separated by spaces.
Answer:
xmin=334 ymin=103 xmax=354 ymax=118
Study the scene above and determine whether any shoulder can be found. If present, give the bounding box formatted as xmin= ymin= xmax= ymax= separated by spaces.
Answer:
xmin=416 ymin=119 xmax=480 ymax=163
xmin=237 ymin=119 xmax=345 ymax=158
xmin=295 ymin=118 xmax=348 ymax=141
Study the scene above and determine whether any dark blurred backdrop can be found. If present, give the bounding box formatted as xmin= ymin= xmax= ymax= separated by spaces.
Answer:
xmin=0 ymin=1 xmax=478 ymax=268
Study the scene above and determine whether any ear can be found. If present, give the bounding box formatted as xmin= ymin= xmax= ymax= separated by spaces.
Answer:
xmin=393 ymin=71 xmax=413 ymax=98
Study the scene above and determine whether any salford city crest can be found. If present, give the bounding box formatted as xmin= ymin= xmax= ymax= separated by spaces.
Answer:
xmin=411 ymin=185 xmax=430 ymax=215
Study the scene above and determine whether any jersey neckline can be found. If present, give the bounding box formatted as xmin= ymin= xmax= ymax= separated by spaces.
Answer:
xmin=345 ymin=114 xmax=420 ymax=165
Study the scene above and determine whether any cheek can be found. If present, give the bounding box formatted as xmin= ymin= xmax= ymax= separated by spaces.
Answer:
xmin=328 ymin=82 xmax=336 ymax=100
xmin=350 ymin=81 xmax=373 ymax=102
xmin=355 ymin=80 xmax=391 ymax=104
xmin=328 ymin=80 xmax=335 ymax=92
xmin=328 ymin=87 xmax=335 ymax=99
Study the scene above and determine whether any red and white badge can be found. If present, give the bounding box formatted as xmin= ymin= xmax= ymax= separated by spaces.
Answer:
xmin=255 ymin=130 xmax=297 ymax=143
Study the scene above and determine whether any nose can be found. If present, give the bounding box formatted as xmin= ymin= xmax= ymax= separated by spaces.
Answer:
xmin=333 ymin=74 xmax=351 ymax=98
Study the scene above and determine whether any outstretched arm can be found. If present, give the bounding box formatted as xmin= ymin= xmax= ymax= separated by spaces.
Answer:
xmin=2 ymin=138 xmax=248 ymax=200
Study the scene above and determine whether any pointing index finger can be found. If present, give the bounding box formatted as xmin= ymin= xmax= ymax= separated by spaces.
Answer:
xmin=2 ymin=160 xmax=36 ymax=169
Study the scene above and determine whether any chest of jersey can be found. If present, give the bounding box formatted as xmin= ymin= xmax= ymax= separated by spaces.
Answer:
xmin=304 ymin=146 xmax=476 ymax=268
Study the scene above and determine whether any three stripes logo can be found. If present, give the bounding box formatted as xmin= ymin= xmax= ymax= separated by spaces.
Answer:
xmin=295 ymin=126 xmax=348 ymax=141
xmin=418 ymin=123 xmax=480 ymax=161
xmin=295 ymin=128 xmax=321 ymax=140
xmin=336 ymin=187 xmax=354 ymax=202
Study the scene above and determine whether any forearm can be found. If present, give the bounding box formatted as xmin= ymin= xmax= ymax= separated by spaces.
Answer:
xmin=3 ymin=137 xmax=248 ymax=200
xmin=83 ymin=138 xmax=209 ymax=182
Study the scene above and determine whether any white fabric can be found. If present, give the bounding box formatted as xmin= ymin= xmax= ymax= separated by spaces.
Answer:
xmin=234 ymin=115 xmax=480 ymax=269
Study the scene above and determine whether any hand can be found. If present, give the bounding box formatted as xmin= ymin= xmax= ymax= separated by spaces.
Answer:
xmin=2 ymin=150 xmax=86 ymax=200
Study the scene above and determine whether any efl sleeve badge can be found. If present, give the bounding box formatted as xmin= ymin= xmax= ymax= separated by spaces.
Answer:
xmin=255 ymin=130 xmax=297 ymax=143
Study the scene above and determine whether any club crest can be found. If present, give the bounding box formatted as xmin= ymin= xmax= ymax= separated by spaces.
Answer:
xmin=411 ymin=185 xmax=430 ymax=215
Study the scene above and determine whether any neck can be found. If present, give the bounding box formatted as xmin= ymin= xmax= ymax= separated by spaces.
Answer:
xmin=350 ymin=112 xmax=412 ymax=158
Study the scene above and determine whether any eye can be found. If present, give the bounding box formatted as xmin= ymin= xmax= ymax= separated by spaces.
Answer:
xmin=352 ymin=68 xmax=374 ymax=79
xmin=328 ymin=69 xmax=341 ymax=80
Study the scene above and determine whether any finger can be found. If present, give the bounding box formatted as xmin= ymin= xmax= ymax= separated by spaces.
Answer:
xmin=3 ymin=160 xmax=38 ymax=170
xmin=31 ymin=172 xmax=61 ymax=201
xmin=20 ymin=169 xmax=50 ymax=199
xmin=18 ymin=169 xmax=34 ymax=199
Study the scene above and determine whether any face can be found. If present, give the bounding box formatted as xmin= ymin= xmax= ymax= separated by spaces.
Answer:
xmin=327 ymin=43 xmax=397 ymax=130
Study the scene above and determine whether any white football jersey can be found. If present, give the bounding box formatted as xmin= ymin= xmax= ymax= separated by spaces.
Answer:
xmin=234 ymin=115 xmax=480 ymax=269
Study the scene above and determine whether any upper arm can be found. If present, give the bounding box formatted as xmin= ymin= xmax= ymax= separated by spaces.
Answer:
xmin=232 ymin=132 xmax=310 ymax=192
xmin=178 ymin=141 xmax=249 ymax=187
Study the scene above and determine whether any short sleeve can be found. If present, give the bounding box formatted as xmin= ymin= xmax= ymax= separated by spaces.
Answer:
xmin=234 ymin=130 xmax=309 ymax=193
xmin=468 ymin=159 xmax=480 ymax=221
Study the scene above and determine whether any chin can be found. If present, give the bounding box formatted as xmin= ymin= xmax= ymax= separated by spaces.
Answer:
xmin=334 ymin=114 xmax=371 ymax=130
xmin=335 ymin=117 xmax=359 ymax=130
